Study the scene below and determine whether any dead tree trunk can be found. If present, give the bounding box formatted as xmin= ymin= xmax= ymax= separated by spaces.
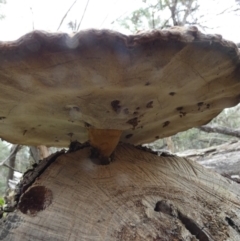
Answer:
xmin=1 ymin=144 xmax=240 ymax=241
xmin=198 ymin=125 xmax=240 ymax=138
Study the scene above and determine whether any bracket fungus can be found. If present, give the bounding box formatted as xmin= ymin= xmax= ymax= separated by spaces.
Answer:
xmin=0 ymin=26 xmax=240 ymax=160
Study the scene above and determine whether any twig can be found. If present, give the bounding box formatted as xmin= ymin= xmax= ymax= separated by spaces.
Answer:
xmin=3 ymin=163 xmax=20 ymax=173
xmin=77 ymin=0 xmax=90 ymax=31
xmin=57 ymin=0 xmax=78 ymax=31
xmin=0 ymin=144 xmax=21 ymax=166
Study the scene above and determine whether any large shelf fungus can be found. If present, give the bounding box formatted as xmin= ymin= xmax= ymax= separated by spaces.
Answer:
xmin=0 ymin=26 xmax=240 ymax=159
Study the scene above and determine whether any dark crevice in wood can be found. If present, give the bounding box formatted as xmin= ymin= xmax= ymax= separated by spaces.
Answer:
xmin=178 ymin=211 xmax=210 ymax=241
xmin=225 ymin=217 xmax=240 ymax=233
xmin=154 ymin=200 xmax=176 ymax=217
xmin=154 ymin=200 xmax=210 ymax=240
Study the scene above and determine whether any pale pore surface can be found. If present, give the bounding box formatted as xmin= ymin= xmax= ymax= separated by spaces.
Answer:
xmin=0 ymin=27 xmax=240 ymax=147
xmin=1 ymin=145 xmax=240 ymax=240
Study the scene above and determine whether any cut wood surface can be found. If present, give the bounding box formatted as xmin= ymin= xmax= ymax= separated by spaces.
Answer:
xmin=1 ymin=144 xmax=240 ymax=241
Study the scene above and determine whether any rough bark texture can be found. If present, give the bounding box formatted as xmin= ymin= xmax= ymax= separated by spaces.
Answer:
xmin=178 ymin=140 xmax=240 ymax=175
xmin=198 ymin=125 xmax=240 ymax=138
xmin=1 ymin=144 xmax=240 ymax=241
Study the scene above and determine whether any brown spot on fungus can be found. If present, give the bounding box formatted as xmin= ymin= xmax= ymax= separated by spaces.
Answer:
xmin=169 ymin=92 xmax=175 ymax=96
xmin=163 ymin=121 xmax=170 ymax=127
xmin=125 ymin=134 xmax=133 ymax=139
xmin=18 ymin=186 xmax=52 ymax=216
xmin=145 ymin=82 xmax=150 ymax=86
xmin=0 ymin=116 xmax=6 ymax=120
xmin=23 ymin=130 xmax=27 ymax=135
xmin=176 ymin=107 xmax=183 ymax=111
xmin=136 ymin=107 xmax=140 ymax=110
xmin=146 ymin=101 xmax=153 ymax=108
xmin=180 ymin=111 xmax=186 ymax=117
xmin=133 ymin=111 xmax=139 ymax=115
xmin=126 ymin=117 xmax=140 ymax=129
xmin=197 ymin=102 xmax=204 ymax=111
xmin=111 ymin=100 xmax=121 ymax=113
xmin=155 ymin=136 xmax=159 ymax=139
xmin=85 ymin=122 xmax=91 ymax=128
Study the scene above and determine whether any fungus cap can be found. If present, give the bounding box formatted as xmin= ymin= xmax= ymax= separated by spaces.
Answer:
xmin=0 ymin=26 xmax=240 ymax=147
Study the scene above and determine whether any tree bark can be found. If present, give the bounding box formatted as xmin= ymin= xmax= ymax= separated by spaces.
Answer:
xmin=198 ymin=125 xmax=240 ymax=138
xmin=177 ymin=140 xmax=240 ymax=176
xmin=1 ymin=144 xmax=240 ymax=241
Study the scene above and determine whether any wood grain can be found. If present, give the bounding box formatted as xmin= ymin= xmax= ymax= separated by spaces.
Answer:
xmin=1 ymin=144 xmax=240 ymax=240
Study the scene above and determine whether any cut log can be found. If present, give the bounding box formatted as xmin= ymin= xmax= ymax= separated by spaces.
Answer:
xmin=1 ymin=144 xmax=240 ymax=241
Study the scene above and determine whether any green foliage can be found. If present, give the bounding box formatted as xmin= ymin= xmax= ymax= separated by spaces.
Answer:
xmin=0 ymin=197 xmax=4 ymax=206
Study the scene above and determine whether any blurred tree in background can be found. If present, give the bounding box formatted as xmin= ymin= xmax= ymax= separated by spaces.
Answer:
xmin=147 ymin=104 xmax=240 ymax=152
xmin=0 ymin=0 xmax=5 ymax=20
xmin=115 ymin=0 xmax=240 ymax=32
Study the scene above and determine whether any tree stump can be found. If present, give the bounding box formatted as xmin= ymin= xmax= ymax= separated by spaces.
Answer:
xmin=1 ymin=144 xmax=240 ymax=241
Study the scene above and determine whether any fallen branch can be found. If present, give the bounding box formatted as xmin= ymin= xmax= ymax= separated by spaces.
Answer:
xmin=198 ymin=125 xmax=240 ymax=138
xmin=3 ymin=163 xmax=20 ymax=172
